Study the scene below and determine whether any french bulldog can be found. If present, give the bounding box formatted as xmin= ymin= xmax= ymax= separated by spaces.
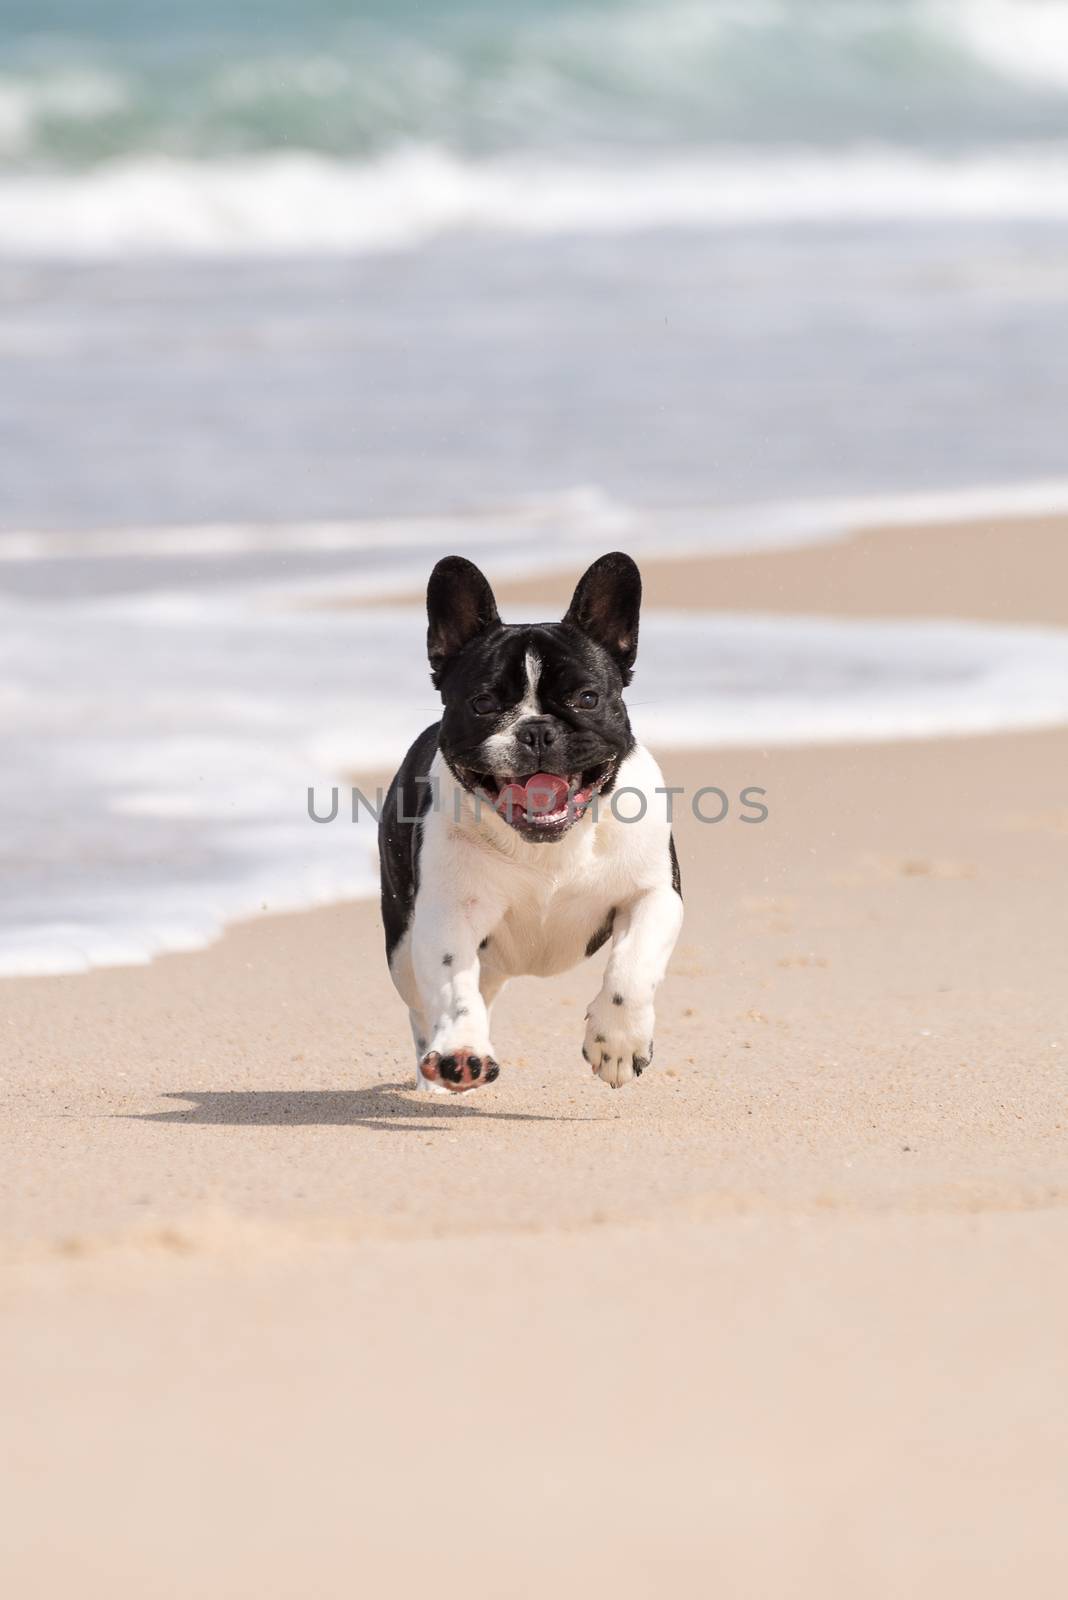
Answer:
xmin=378 ymin=551 xmax=683 ymax=1092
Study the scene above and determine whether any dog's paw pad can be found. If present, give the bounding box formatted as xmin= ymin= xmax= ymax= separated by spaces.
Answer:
xmin=582 ymin=1002 xmax=654 ymax=1090
xmin=420 ymin=1048 xmax=500 ymax=1093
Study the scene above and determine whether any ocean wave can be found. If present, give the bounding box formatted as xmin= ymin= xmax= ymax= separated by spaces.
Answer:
xmin=6 ymin=143 xmax=1068 ymax=256
xmin=0 ymin=68 xmax=128 ymax=159
xmin=954 ymin=0 xmax=1068 ymax=89
xmin=2 ymin=2 xmax=1068 ymax=170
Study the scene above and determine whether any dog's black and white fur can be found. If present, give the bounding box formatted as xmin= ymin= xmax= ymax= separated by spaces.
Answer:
xmin=378 ymin=552 xmax=683 ymax=1093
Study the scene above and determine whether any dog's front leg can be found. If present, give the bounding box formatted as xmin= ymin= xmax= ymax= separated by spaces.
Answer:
xmin=411 ymin=898 xmax=501 ymax=1094
xmin=583 ymin=885 xmax=683 ymax=1089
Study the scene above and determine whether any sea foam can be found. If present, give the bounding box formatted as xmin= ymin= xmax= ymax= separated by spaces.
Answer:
xmin=6 ymin=145 xmax=1068 ymax=258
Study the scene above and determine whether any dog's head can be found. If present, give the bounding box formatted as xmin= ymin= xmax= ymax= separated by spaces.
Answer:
xmin=427 ymin=552 xmax=640 ymax=841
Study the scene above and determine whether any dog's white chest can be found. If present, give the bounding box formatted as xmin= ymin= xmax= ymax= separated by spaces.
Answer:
xmin=489 ymin=889 xmax=613 ymax=972
xmin=489 ymin=869 xmax=616 ymax=978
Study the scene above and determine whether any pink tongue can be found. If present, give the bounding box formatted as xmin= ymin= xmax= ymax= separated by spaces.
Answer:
xmin=496 ymin=771 xmax=570 ymax=817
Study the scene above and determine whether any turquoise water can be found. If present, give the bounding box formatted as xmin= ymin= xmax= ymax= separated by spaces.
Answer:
xmin=4 ymin=0 xmax=1068 ymax=169
xmin=3 ymin=3 xmax=1066 ymax=518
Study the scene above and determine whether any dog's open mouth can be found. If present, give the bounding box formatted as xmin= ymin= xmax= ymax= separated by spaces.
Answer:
xmin=457 ymin=759 xmax=616 ymax=834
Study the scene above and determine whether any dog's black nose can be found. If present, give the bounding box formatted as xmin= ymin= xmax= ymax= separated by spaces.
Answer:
xmin=516 ymin=718 xmax=557 ymax=756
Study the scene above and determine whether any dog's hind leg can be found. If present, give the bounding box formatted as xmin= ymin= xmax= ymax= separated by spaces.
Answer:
xmin=408 ymin=1007 xmax=442 ymax=1093
xmin=385 ymin=936 xmax=443 ymax=1093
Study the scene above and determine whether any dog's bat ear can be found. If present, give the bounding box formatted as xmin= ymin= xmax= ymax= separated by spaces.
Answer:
xmin=427 ymin=556 xmax=501 ymax=689
xmin=562 ymin=552 xmax=641 ymax=684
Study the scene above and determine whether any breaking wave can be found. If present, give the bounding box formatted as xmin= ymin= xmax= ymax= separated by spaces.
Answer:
xmin=6 ymin=143 xmax=1068 ymax=256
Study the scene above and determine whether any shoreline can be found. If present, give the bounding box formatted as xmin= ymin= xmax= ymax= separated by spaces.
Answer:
xmin=481 ymin=506 xmax=1068 ymax=629
xmin=6 ymin=500 xmax=1068 ymax=983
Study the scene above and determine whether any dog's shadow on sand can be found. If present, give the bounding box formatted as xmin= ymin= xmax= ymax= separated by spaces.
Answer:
xmin=134 ymin=1082 xmax=590 ymax=1131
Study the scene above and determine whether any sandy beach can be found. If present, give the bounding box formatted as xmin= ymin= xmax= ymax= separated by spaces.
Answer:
xmin=4 ymin=514 xmax=1068 ymax=1597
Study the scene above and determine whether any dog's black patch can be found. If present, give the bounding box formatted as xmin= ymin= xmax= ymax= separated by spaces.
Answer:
xmin=378 ymin=721 xmax=438 ymax=962
xmin=442 ymin=953 xmax=453 ymax=967
xmin=585 ymin=907 xmax=616 ymax=959
xmin=479 ymin=936 xmax=490 ymax=950
xmin=612 ymin=993 xmax=624 ymax=1006
xmin=669 ymin=833 xmax=683 ymax=898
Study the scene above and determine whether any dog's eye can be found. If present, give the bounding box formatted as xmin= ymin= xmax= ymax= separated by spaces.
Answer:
xmin=471 ymin=693 xmax=499 ymax=716
xmin=576 ymin=689 xmax=599 ymax=710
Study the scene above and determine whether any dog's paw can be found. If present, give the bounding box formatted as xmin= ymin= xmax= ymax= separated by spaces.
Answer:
xmin=582 ymin=994 xmax=654 ymax=1090
xmin=419 ymin=1047 xmax=500 ymax=1094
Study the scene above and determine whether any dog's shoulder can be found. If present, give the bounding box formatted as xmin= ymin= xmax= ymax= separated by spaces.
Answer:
xmin=588 ymin=742 xmax=682 ymax=905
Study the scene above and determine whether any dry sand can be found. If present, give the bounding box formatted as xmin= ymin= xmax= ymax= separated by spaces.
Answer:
xmin=3 ymin=516 xmax=1068 ymax=1598
xmin=495 ymin=509 xmax=1068 ymax=626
